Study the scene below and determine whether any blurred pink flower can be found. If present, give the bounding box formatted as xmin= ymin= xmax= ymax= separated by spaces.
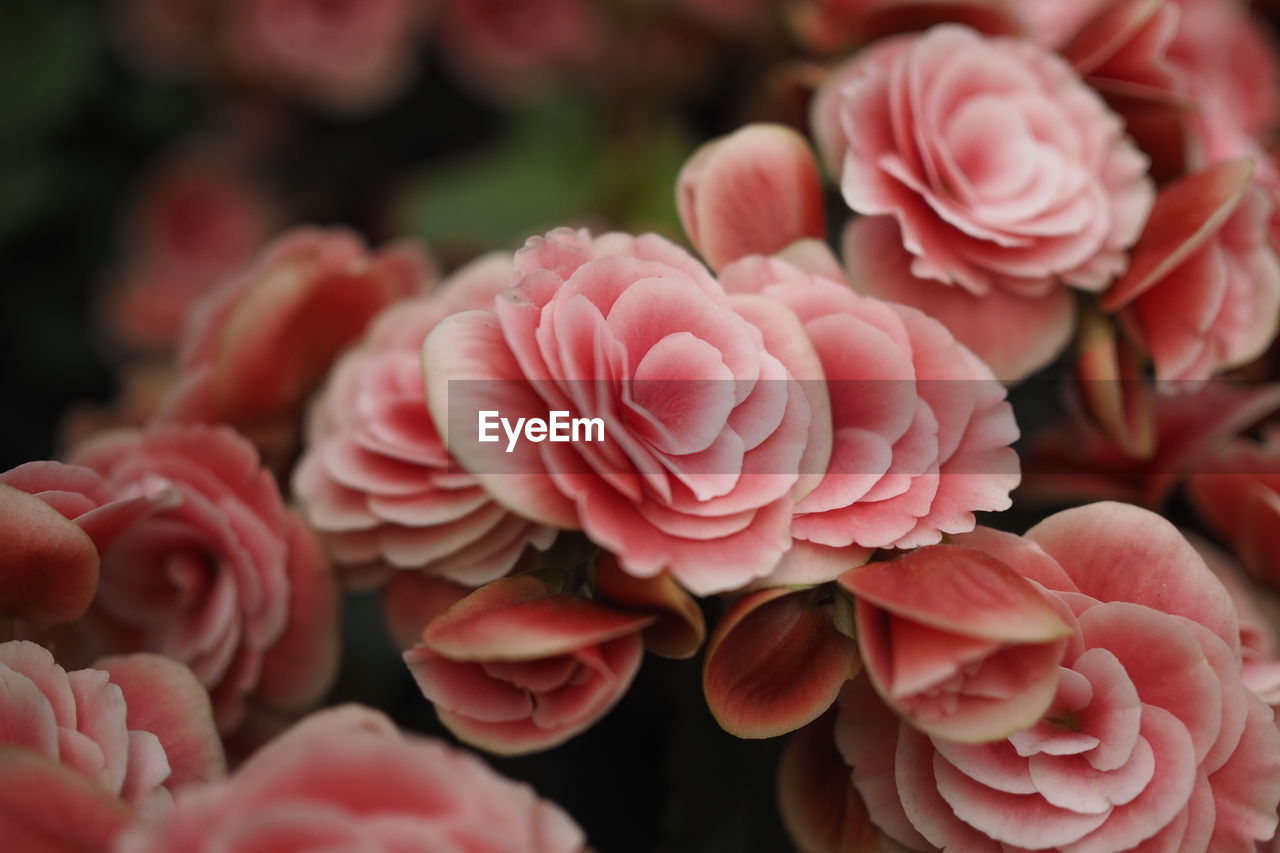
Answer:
xmin=71 ymin=424 xmax=339 ymax=732
xmin=837 ymin=503 xmax=1280 ymax=851
xmin=677 ymin=124 xmax=826 ymax=272
xmin=436 ymin=0 xmax=599 ymax=98
xmin=103 ymin=152 xmax=275 ymax=354
xmin=162 ymin=226 xmax=430 ymax=460
xmin=118 ymin=704 xmax=587 ymax=852
xmin=405 ymin=574 xmax=651 ymax=755
xmin=815 ymin=25 xmax=1154 ymax=379
xmin=1103 ymin=160 xmax=1280 ymax=385
xmin=223 ymin=0 xmax=426 ymax=112
xmin=0 ymin=641 xmax=223 ymax=812
xmin=423 ymin=228 xmax=830 ymax=595
xmin=293 ymin=253 xmax=555 ymax=590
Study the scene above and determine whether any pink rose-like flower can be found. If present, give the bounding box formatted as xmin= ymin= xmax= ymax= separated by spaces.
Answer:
xmin=0 ymin=461 xmax=168 ymax=628
xmin=223 ymin=0 xmax=425 ymax=112
xmin=1103 ymin=160 xmax=1280 ymax=385
xmin=104 ymin=152 xmax=276 ymax=353
xmin=405 ymin=574 xmax=652 ymax=755
xmin=71 ymin=424 xmax=339 ymax=732
xmin=0 ymin=641 xmax=224 ymax=813
xmin=838 ymin=503 xmax=1280 ymax=852
xmin=162 ymin=227 xmax=429 ymax=456
xmin=424 ymin=228 xmax=831 ymax=595
xmin=722 ymin=254 xmax=1019 ymax=576
xmin=676 ymin=123 xmax=826 ymax=272
xmin=816 ymin=24 xmax=1155 ymax=379
xmin=118 ymin=704 xmax=587 ymax=852
xmin=294 ymin=254 xmax=555 ymax=589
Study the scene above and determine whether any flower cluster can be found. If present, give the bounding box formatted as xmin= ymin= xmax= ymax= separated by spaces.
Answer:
xmin=6 ymin=0 xmax=1280 ymax=849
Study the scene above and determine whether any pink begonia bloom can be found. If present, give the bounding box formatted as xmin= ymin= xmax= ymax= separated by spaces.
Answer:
xmin=677 ymin=124 xmax=826 ymax=271
xmin=423 ymin=228 xmax=831 ymax=596
xmin=294 ymin=254 xmax=555 ymax=589
xmin=222 ymin=0 xmax=425 ymax=112
xmin=436 ymin=0 xmax=599 ymax=98
xmin=837 ymin=503 xmax=1280 ymax=852
xmin=118 ymin=705 xmax=588 ymax=852
xmin=405 ymin=574 xmax=651 ymax=755
xmin=1103 ymin=160 xmax=1280 ymax=386
xmin=721 ymin=254 xmax=1019 ymax=577
xmin=0 ymin=461 xmax=168 ymax=627
xmin=0 ymin=641 xmax=224 ymax=816
xmin=162 ymin=227 xmax=429 ymax=456
xmin=104 ymin=152 xmax=275 ymax=353
xmin=71 ymin=424 xmax=339 ymax=732
xmin=814 ymin=25 xmax=1155 ymax=379
xmin=840 ymin=545 xmax=1073 ymax=743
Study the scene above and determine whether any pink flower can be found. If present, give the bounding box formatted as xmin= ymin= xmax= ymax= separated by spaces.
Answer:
xmin=677 ymin=124 xmax=826 ymax=272
xmin=0 ymin=641 xmax=224 ymax=813
xmin=162 ymin=227 xmax=430 ymax=458
xmin=1103 ymin=160 xmax=1280 ymax=385
xmin=721 ymin=253 xmax=1019 ymax=570
xmin=404 ymin=574 xmax=652 ymax=754
xmin=222 ymin=0 xmax=425 ymax=112
xmin=423 ymin=228 xmax=830 ymax=595
xmin=0 ymin=461 xmax=169 ymax=628
xmin=293 ymin=253 xmax=555 ymax=589
xmin=837 ymin=503 xmax=1280 ymax=851
xmin=815 ymin=25 xmax=1154 ymax=379
xmin=436 ymin=0 xmax=599 ymax=98
xmin=839 ymin=544 xmax=1073 ymax=743
xmin=103 ymin=151 xmax=276 ymax=353
xmin=70 ymin=424 xmax=339 ymax=732
xmin=118 ymin=704 xmax=587 ymax=852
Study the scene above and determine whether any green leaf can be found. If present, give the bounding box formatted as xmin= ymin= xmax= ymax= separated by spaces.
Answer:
xmin=399 ymin=96 xmax=604 ymax=252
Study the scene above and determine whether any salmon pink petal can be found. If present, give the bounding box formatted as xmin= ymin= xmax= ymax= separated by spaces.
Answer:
xmin=844 ymin=216 xmax=1075 ymax=381
xmin=422 ymin=310 xmax=579 ymax=529
xmin=1026 ymin=502 xmax=1239 ymax=650
xmin=677 ymin=123 xmax=826 ymax=271
xmin=839 ymin=546 xmax=1071 ymax=643
xmin=96 ymin=654 xmax=225 ymax=789
xmin=422 ymin=576 xmax=655 ymax=661
xmin=0 ymin=748 xmax=133 ymax=851
xmin=593 ymin=554 xmax=705 ymax=660
xmin=704 ymin=588 xmax=859 ymax=738
xmin=0 ymin=485 xmax=99 ymax=627
xmin=777 ymin=712 xmax=882 ymax=853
